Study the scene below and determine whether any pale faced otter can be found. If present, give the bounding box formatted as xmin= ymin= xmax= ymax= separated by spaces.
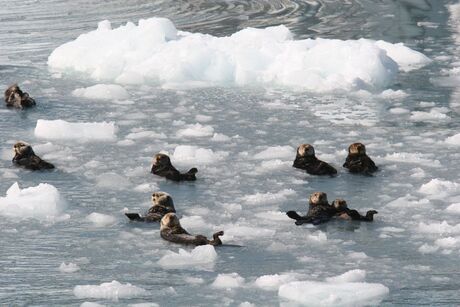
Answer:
xmin=343 ymin=143 xmax=378 ymax=174
xmin=286 ymin=192 xmax=336 ymax=225
xmin=151 ymin=153 xmax=197 ymax=182
xmin=12 ymin=142 xmax=55 ymax=170
xmin=293 ymin=144 xmax=337 ymax=176
xmin=160 ymin=213 xmax=223 ymax=246
xmin=4 ymin=84 xmax=36 ymax=109
xmin=332 ymin=198 xmax=378 ymax=222
xmin=125 ymin=192 xmax=176 ymax=222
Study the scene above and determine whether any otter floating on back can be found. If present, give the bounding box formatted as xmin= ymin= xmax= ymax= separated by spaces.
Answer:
xmin=12 ymin=142 xmax=54 ymax=171
xmin=4 ymin=84 xmax=36 ymax=109
xmin=343 ymin=143 xmax=378 ymax=175
xmin=332 ymin=198 xmax=378 ymax=222
xmin=125 ymin=192 xmax=176 ymax=222
xmin=151 ymin=153 xmax=197 ymax=182
xmin=160 ymin=213 xmax=223 ymax=246
xmin=293 ymin=144 xmax=337 ymax=176
xmin=286 ymin=192 xmax=336 ymax=225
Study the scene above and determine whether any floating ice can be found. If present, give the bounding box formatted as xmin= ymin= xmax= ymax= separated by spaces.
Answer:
xmin=172 ymin=145 xmax=227 ymax=165
xmin=445 ymin=133 xmax=460 ymax=146
xmin=95 ymin=173 xmax=131 ymax=190
xmin=254 ymin=273 xmax=300 ymax=291
xmin=409 ymin=109 xmax=450 ymax=122
xmin=48 ymin=17 xmax=429 ymax=92
xmin=80 ymin=303 xmax=105 ymax=307
xmin=279 ymin=271 xmax=389 ymax=306
xmin=176 ymin=123 xmax=214 ymax=138
xmin=417 ymin=221 xmax=460 ymax=234
xmin=74 ymin=280 xmax=147 ymax=301
xmin=211 ymin=273 xmax=245 ymax=289
xmin=0 ymin=182 xmax=66 ymax=221
xmin=253 ymin=146 xmax=294 ymax=160
xmin=59 ymin=262 xmax=80 ymax=273
xmin=72 ymin=84 xmax=129 ymax=100
xmin=383 ymin=152 xmax=441 ymax=167
xmin=446 ymin=203 xmax=460 ymax=214
xmin=157 ymin=245 xmax=217 ymax=269
xmin=86 ymin=212 xmax=117 ymax=227
xmin=35 ymin=119 xmax=117 ymax=142
xmin=419 ymin=179 xmax=460 ymax=199
xmin=242 ymin=189 xmax=296 ymax=206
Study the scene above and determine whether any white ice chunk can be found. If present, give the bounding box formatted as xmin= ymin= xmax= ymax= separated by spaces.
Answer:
xmin=72 ymin=84 xmax=129 ymax=100
xmin=74 ymin=280 xmax=147 ymax=301
xmin=445 ymin=133 xmax=460 ymax=146
xmin=242 ymin=189 xmax=296 ymax=206
xmin=446 ymin=203 xmax=460 ymax=214
xmin=59 ymin=262 xmax=80 ymax=273
xmin=255 ymin=273 xmax=300 ymax=291
xmin=48 ymin=18 xmax=429 ymax=92
xmin=86 ymin=212 xmax=117 ymax=227
xmin=35 ymin=119 xmax=117 ymax=142
xmin=0 ymin=182 xmax=66 ymax=221
xmin=279 ymin=280 xmax=389 ymax=306
xmin=253 ymin=146 xmax=294 ymax=160
xmin=417 ymin=221 xmax=460 ymax=234
xmin=211 ymin=273 xmax=245 ymax=289
xmin=325 ymin=270 xmax=366 ymax=283
xmin=157 ymin=245 xmax=217 ymax=269
xmin=172 ymin=145 xmax=227 ymax=165
xmin=81 ymin=303 xmax=106 ymax=307
xmin=419 ymin=179 xmax=460 ymax=199
xmin=176 ymin=123 xmax=214 ymax=138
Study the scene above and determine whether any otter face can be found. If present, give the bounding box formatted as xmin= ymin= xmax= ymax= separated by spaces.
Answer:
xmin=152 ymin=191 xmax=173 ymax=207
xmin=160 ymin=212 xmax=180 ymax=230
xmin=333 ymin=199 xmax=348 ymax=210
xmin=13 ymin=141 xmax=33 ymax=156
xmin=348 ymin=143 xmax=366 ymax=155
xmin=153 ymin=153 xmax=171 ymax=166
xmin=297 ymin=144 xmax=315 ymax=157
xmin=309 ymin=192 xmax=328 ymax=206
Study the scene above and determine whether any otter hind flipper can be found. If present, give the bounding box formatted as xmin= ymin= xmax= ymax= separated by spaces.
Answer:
xmin=125 ymin=213 xmax=146 ymax=222
xmin=179 ymin=168 xmax=198 ymax=181
xmin=286 ymin=211 xmax=303 ymax=220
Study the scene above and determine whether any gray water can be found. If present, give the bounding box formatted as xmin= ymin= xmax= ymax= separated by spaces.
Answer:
xmin=1 ymin=0 xmax=460 ymax=306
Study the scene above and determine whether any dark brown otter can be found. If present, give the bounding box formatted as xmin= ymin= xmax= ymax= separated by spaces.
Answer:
xmin=12 ymin=142 xmax=54 ymax=170
xmin=4 ymin=84 xmax=36 ymax=109
xmin=293 ymin=144 xmax=337 ymax=176
xmin=151 ymin=153 xmax=197 ymax=181
xmin=160 ymin=213 xmax=223 ymax=246
xmin=286 ymin=192 xmax=336 ymax=225
xmin=332 ymin=198 xmax=378 ymax=222
xmin=125 ymin=192 xmax=176 ymax=222
xmin=343 ymin=143 xmax=378 ymax=175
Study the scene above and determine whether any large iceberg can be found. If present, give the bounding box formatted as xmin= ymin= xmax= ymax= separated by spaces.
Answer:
xmin=48 ymin=17 xmax=430 ymax=92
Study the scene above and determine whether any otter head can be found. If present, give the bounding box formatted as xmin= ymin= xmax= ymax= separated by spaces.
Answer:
xmin=333 ymin=198 xmax=348 ymax=211
xmin=297 ymin=144 xmax=315 ymax=157
xmin=160 ymin=212 xmax=181 ymax=230
xmin=348 ymin=143 xmax=366 ymax=155
xmin=152 ymin=191 xmax=174 ymax=208
xmin=13 ymin=141 xmax=34 ymax=157
xmin=309 ymin=192 xmax=328 ymax=206
xmin=153 ymin=153 xmax=171 ymax=167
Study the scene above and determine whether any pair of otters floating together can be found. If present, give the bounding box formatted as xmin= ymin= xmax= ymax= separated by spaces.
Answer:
xmin=7 ymin=84 xmax=378 ymax=246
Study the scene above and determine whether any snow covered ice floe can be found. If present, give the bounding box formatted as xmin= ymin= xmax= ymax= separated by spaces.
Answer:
xmin=59 ymin=262 xmax=80 ymax=273
xmin=86 ymin=212 xmax=117 ymax=227
xmin=74 ymin=280 xmax=147 ymax=301
xmin=72 ymin=84 xmax=129 ymax=100
xmin=211 ymin=272 xmax=245 ymax=289
xmin=171 ymin=145 xmax=228 ymax=166
xmin=48 ymin=17 xmax=430 ymax=92
xmin=35 ymin=119 xmax=117 ymax=142
xmin=0 ymin=182 xmax=67 ymax=221
xmin=278 ymin=270 xmax=389 ymax=306
xmin=157 ymin=245 xmax=217 ymax=269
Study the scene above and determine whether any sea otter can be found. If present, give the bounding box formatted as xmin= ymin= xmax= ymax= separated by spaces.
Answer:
xmin=4 ymin=84 xmax=36 ymax=109
xmin=293 ymin=144 xmax=337 ymax=176
xmin=160 ymin=213 xmax=223 ymax=246
xmin=12 ymin=141 xmax=55 ymax=170
xmin=332 ymin=198 xmax=378 ymax=222
xmin=286 ymin=192 xmax=336 ymax=225
xmin=125 ymin=192 xmax=176 ymax=222
xmin=343 ymin=143 xmax=378 ymax=174
xmin=151 ymin=153 xmax=197 ymax=182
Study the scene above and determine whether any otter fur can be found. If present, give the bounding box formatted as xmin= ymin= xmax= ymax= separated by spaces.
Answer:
xmin=12 ymin=142 xmax=54 ymax=170
xmin=286 ymin=192 xmax=336 ymax=225
xmin=293 ymin=144 xmax=337 ymax=176
xmin=332 ymin=198 xmax=378 ymax=222
xmin=343 ymin=143 xmax=378 ymax=174
xmin=144 ymin=192 xmax=176 ymax=222
xmin=151 ymin=153 xmax=197 ymax=182
xmin=160 ymin=213 xmax=223 ymax=246
xmin=4 ymin=84 xmax=36 ymax=109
